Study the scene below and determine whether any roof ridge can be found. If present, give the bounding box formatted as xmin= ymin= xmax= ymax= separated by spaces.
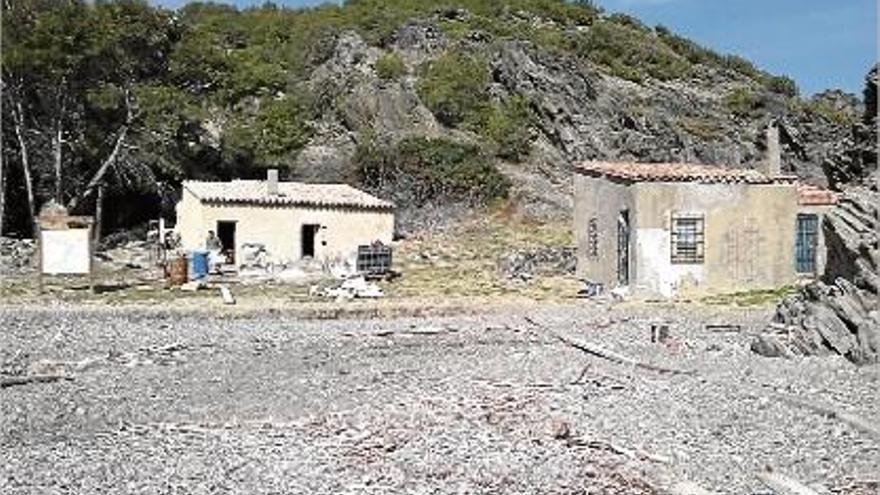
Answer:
xmin=574 ymin=160 xmax=788 ymax=185
xmin=182 ymin=179 xmax=394 ymax=209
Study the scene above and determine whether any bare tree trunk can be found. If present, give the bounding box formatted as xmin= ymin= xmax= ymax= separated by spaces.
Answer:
xmin=12 ymin=99 xmax=37 ymax=235
xmin=1 ymin=149 xmax=5 ymax=237
xmin=53 ymin=116 xmax=63 ymax=203
xmin=67 ymin=90 xmax=132 ymax=213
xmin=94 ymin=184 xmax=103 ymax=243
xmin=67 ymin=124 xmax=128 ymax=213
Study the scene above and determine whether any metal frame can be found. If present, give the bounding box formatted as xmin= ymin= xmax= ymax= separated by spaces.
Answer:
xmin=671 ymin=213 xmax=705 ymax=264
xmin=587 ymin=217 xmax=599 ymax=258
xmin=795 ymin=213 xmax=819 ymax=274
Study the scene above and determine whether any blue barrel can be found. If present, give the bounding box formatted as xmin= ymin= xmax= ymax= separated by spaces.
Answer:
xmin=191 ymin=250 xmax=210 ymax=279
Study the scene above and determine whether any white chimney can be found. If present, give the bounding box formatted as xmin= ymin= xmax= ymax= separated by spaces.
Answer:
xmin=760 ymin=123 xmax=782 ymax=178
xmin=266 ymin=169 xmax=279 ymax=196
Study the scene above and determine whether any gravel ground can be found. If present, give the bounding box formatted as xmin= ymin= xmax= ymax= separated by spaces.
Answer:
xmin=1 ymin=303 xmax=878 ymax=494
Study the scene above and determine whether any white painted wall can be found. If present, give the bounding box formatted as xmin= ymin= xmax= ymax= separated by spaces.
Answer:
xmin=176 ymin=195 xmax=394 ymax=266
xmin=633 ymin=227 xmax=704 ymax=297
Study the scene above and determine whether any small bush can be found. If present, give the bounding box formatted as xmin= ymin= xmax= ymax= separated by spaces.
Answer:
xmin=470 ymin=96 xmax=534 ymax=161
xmin=764 ymin=75 xmax=798 ymax=97
xmin=418 ymin=50 xmax=490 ymax=127
xmin=723 ymin=87 xmax=760 ymax=117
xmin=722 ymin=55 xmax=762 ymax=80
xmin=375 ymin=52 xmax=406 ymax=80
xmin=678 ymin=116 xmax=723 ymax=141
xmin=792 ymin=97 xmax=858 ymax=126
xmin=576 ymin=19 xmax=690 ymax=82
xmin=357 ymin=136 xmax=510 ymax=206
xmin=223 ymin=94 xmax=313 ymax=168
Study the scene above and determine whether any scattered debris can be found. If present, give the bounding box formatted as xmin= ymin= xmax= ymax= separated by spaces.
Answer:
xmin=497 ymin=246 xmax=575 ymax=281
xmin=577 ymin=280 xmax=604 ymax=298
xmin=219 ymin=285 xmax=235 ymax=305
xmin=101 ymin=240 xmax=156 ymax=270
xmin=650 ymin=324 xmax=670 ymax=343
xmin=550 ymin=418 xmax=571 ymax=440
xmin=757 ymin=468 xmax=822 ymax=495
xmin=567 ymin=436 xmax=671 ymax=465
xmin=774 ymin=393 xmax=880 ymax=438
xmin=524 ymin=317 xmax=695 ymax=375
xmin=0 ymin=237 xmax=36 ymax=275
xmin=312 ymin=276 xmax=384 ymax=299
xmin=239 ymin=243 xmax=268 ymax=269
xmin=357 ymin=243 xmax=394 ymax=280
xmin=705 ymin=324 xmax=741 ymax=333
xmin=180 ymin=280 xmax=206 ymax=292
xmin=669 ymin=481 xmax=718 ymax=495
xmin=610 ymin=286 xmax=629 ymax=301
xmin=0 ymin=373 xmax=73 ymax=388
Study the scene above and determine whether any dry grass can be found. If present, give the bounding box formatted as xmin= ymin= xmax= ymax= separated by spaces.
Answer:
xmin=386 ymin=209 xmax=578 ymax=301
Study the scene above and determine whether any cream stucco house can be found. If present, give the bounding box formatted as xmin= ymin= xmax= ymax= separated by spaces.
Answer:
xmin=573 ymin=159 xmax=837 ymax=298
xmin=175 ymin=170 xmax=394 ymax=266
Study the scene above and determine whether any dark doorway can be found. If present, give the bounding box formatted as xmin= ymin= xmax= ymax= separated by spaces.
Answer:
xmin=301 ymin=224 xmax=319 ymax=258
xmin=795 ymin=213 xmax=818 ymax=274
xmin=217 ymin=221 xmax=236 ymax=264
xmin=617 ymin=210 xmax=630 ymax=286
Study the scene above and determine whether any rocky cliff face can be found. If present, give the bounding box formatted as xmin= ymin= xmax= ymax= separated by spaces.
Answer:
xmin=280 ymin=22 xmax=873 ymax=224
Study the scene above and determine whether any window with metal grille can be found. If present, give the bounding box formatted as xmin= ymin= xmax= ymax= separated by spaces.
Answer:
xmin=671 ymin=214 xmax=705 ymax=264
xmin=795 ymin=214 xmax=818 ymax=274
xmin=587 ymin=217 xmax=599 ymax=257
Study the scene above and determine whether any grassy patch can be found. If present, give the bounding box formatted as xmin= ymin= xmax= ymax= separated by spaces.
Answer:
xmin=384 ymin=207 xmax=578 ymax=301
xmin=375 ymin=52 xmax=406 ymax=80
xmin=678 ymin=116 xmax=724 ymax=140
xmin=701 ymin=285 xmax=797 ymax=307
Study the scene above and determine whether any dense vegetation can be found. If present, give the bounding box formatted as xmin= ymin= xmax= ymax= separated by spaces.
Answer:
xmin=1 ymin=0 xmax=806 ymax=236
xmin=358 ymin=136 xmax=510 ymax=206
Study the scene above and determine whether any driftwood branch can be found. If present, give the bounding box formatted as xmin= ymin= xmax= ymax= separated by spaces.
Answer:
xmin=0 ymin=374 xmax=73 ymax=389
xmin=774 ymin=393 xmax=880 ymax=438
xmin=669 ymin=481 xmax=718 ymax=495
xmin=756 ymin=470 xmax=821 ymax=495
xmin=568 ymin=436 xmax=671 ymax=464
xmin=524 ymin=317 xmax=695 ymax=375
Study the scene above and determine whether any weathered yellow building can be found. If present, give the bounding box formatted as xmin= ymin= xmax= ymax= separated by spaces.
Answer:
xmin=175 ymin=170 xmax=394 ymax=266
xmin=573 ymin=160 xmax=837 ymax=298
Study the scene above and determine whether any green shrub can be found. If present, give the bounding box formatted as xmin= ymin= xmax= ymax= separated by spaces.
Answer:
xmin=678 ymin=116 xmax=723 ymax=141
xmin=723 ymin=87 xmax=761 ymax=117
xmin=375 ymin=52 xmax=406 ymax=80
xmin=470 ymin=96 xmax=534 ymax=161
xmin=722 ymin=55 xmax=762 ymax=80
xmin=764 ymin=75 xmax=798 ymax=97
xmin=357 ymin=136 xmax=510 ymax=206
xmin=418 ymin=50 xmax=490 ymax=127
xmin=791 ymin=97 xmax=858 ymax=126
xmin=223 ymin=94 xmax=313 ymax=168
xmin=655 ymin=25 xmax=723 ymax=66
xmin=576 ymin=19 xmax=690 ymax=82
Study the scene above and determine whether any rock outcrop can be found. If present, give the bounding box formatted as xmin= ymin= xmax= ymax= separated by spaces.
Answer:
xmin=289 ymin=26 xmax=868 ymax=224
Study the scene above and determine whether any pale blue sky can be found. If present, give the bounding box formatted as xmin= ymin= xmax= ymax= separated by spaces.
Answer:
xmin=153 ymin=0 xmax=878 ymax=96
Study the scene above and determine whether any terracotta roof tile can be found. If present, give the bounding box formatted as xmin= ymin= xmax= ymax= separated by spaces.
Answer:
xmin=797 ymin=184 xmax=839 ymax=206
xmin=183 ymin=180 xmax=394 ymax=209
xmin=574 ymin=160 xmax=797 ymax=184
